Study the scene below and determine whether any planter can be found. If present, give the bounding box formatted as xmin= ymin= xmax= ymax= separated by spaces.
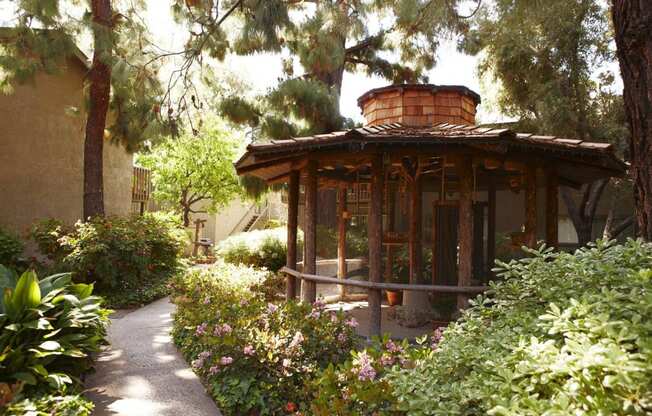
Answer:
xmin=386 ymin=290 xmax=403 ymax=306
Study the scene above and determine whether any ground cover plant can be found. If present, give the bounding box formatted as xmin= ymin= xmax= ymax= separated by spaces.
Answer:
xmin=0 ymin=266 xmax=110 ymax=415
xmin=215 ymin=227 xmax=301 ymax=273
xmin=170 ymin=261 xmax=360 ymax=415
xmin=0 ymin=227 xmax=24 ymax=270
xmin=31 ymin=212 xmax=187 ymax=308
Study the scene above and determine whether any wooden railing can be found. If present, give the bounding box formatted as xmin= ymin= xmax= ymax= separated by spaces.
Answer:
xmin=280 ymin=267 xmax=488 ymax=294
xmin=132 ymin=166 xmax=152 ymax=214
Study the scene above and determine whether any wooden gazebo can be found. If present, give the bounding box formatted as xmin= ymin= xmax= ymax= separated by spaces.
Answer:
xmin=235 ymin=84 xmax=626 ymax=336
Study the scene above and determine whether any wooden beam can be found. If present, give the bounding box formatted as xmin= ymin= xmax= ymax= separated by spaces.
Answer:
xmin=368 ymin=153 xmax=384 ymax=337
xmin=457 ymin=156 xmax=474 ymax=310
xmin=337 ymin=182 xmax=348 ymax=299
xmin=286 ymin=170 xmax=299 ymax=300
xmin=524 ymin=165 xmax=538 ymax=248
xmin=301 ymin=160 xmax=318 ymax=303
xmin=385 ymin=181 xmax=396 ymax=283
xmin=409 ymin=173 xmax=423 ymax=284
xmin=487 ymin=177 xmax=497 ymax=278
xmin=546 ymin=170 xmax=559 ymax=248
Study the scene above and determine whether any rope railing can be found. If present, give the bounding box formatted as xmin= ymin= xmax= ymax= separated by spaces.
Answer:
xmin=280 ymin=267 xmax=489 ymax=294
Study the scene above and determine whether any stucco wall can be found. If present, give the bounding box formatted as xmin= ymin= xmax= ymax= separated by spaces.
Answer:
xmin=0 ymin=58 xmax=132 ymax=239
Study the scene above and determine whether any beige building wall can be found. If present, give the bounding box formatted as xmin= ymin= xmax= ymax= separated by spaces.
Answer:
xmin=0 ymin=57 xmax=132 ymax=239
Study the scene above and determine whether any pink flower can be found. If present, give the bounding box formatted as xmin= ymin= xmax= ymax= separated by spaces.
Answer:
xmin=330 ymin=312 xmax=339 ymax=323
xmin=313 ymin=299 xmax=326 ymax=310
xmin=431 ymin=327 xmax=444 ymax=348
xmin=337 ymin=332 xmax=348 ymax=343
xmin=385 ymin=340 xmax=403 ymax=354
xmin=209 ymin=365 xmax=220 ymax=375
xmin=220 ymin=356 xmax=234 ymax=365
xmin=355 ymin=352 xmax=376 ymax=381
xmin=191 ymin=351 xmax=211 ymax=369
xmin=195 ymin=322 xmax=208 ymax=336
xmin=203 ymin=297 xmax=210 ymax=305
xmin=345 ymin=318 xmax=359 ymax=328
xmin=380 ymin=354 xmax=395 ymax=367
xmin=267 ymin=303 xmax=279 ymax=314
xmin=282 ymin=358 xmax=292 ymax=368
xmin=213 ymin=323 xmax=232 ymax=336
xmin=243 ymin=345 xmax=255 ymax=356
xmin=289 ymin=331 xmax=304 ymax=349
xmin=308 ymin=310 xmax=321 ymax=319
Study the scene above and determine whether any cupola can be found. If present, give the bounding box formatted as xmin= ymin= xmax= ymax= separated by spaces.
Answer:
xmin=357 ymin=84 xmax=481 ymax=127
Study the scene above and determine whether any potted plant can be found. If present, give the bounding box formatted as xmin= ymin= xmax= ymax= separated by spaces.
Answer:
xmin=386 ymin=249 xmax=409 ymax=306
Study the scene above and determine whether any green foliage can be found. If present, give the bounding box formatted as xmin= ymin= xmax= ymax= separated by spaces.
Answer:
xmin=3 ymin=393 xmax=94 ymax=416
xmin=315 ymin=224 xmax=368 ymax=260
xmin=386 ymin=240 xmax=652 ymax=415
xmin=0 ymin=268 xmax=109 ymax=413
xmin=170 ymin=262 xmax=360 ymax=415
xmin=0 ymin=227 xmax=23 ymax=269
xmin=138 ymin=120 xmax=243 ymax=226
xmin=216 ymin=227 xmax=302 ymax=273
xmin=462 ymin=0 xmax=627 ymax=149
xmin=30 ymin=213 xmax=187 ymax=308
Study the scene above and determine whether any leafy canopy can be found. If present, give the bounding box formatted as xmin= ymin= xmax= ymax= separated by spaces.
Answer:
xmin=138 ymin=120 xmax=243 ymax=225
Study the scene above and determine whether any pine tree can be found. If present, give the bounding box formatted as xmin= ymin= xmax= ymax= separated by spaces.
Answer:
xmin=182 ymin=0 xmax=481 ymax=139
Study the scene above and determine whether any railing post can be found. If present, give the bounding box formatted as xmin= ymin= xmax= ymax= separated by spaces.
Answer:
xmin=457 ymin=156 xmax=474 ymax=310
xmin=368 ymin=154 xmax=384 ymax=337
xmin=286 ymin=170 xmax=300 ymax=300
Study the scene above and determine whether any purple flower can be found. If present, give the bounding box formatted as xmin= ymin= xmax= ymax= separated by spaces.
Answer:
xmin=220 ymin=356 xmax=234 ymax=365
xmin=192 ymin=351 xmax=211 ymax=369
xmin=195 ymin=322 xmax=208 ymax=336
xmin=289 ymin=331 xmax=304 ymax=349
xmin=431 ymin=327 xmax=444 ymax=348
xmin=209 ymin=365 xmax=220 ymax=375
xmin=243 ymin=345 xmax=255 ymax=356
xmin=337 ymin=332 xmax=348 ymax=343
xmin=267 ymin=303 xmax=279 ymax=314
xmin=308 ymin=310 xmax=321 ymax=319
xmin=313 ymin=299 xmax=326 ymax=310
xmin=356 ymin=352 xmax=376 ymax=381
xmin=345 ymin=318 xmax=359 ymax=328
xmin=385 ymin=340 xmax=403 ymax=354
xmin=203 ymin=297 xmax=210 ymax=305
xmin=213 ymin=323 xmax=232 ymax=336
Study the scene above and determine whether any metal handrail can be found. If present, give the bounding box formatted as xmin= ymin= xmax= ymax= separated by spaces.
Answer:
xmin=281 ymin=267 xmax=488 ymax=294
xmin=229 ymin=202 xmax=263 ymax=236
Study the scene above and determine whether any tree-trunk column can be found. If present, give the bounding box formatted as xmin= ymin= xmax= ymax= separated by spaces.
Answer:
xmin=546 ymin=170 xmax=559 ymax=248
xmin=301 ymin=161 xmax=318 ymax=303
xmin=487 ymin=178 xmax=497 ymax=278
xmin=457 ymin=156 xmax=474 ymax=310
xmin=337 ymin=182 xmax=348 ymax=299
xmin=368 ymin=154 xmax=384 ymax=337
xmin=403 ymin=173 xmax=430 ymax=310
xmin=524 ymin=166 xmax=538 ymax=248
xmin=286 ymin=170 xmax=300 ymax=299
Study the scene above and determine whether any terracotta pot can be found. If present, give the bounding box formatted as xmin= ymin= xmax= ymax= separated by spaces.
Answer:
xmin=386 ymin=290 xmax=403 ymax=306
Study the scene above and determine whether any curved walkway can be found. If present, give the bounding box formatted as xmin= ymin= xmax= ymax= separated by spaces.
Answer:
xmin=85 ymin=297 xmax=221 ymax=416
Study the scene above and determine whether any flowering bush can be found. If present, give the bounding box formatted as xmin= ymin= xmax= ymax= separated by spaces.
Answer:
xmin=310 ymin=335 xmax=436 ymax=415
xmin=0 ymin=227 xmax=23 ymax=269
xmin=30 ymin=212 xmax=187 ymax=307
xmin=216 ymin=227 xmax=302 ymax=272
xmin=170 ymin=262 xmax=360 ymax=415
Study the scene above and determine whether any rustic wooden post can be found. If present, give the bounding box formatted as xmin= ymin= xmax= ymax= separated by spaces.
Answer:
xmin=457 ymin=156 xmax=474 ymax=310
xmin=487 ymin=178 xmax=497 ymax=278
xmin=384 ymin=181 xmax=395 ymax=283
xmin=301 ymin=160 xmax=318 ymax=303
xmin=337 ymin=182 xmax=348 ymax=299
xmin=524 ymin=166 xmax=538 ymax=248
xmin=408 ymin=175 xmax=423 ymax=284
xmin=545 ymin=170 xmax=559 ymax=248
xmin=368 ymin=154 xmax=384 ymax=337
xmin=286 ymin=170 xmax=300 ymax=299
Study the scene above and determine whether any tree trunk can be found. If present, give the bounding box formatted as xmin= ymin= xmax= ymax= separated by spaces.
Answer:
xmin=560 ymin=179 xmax=608 ymax=246
xmin=83 ymin=0 xmax=113 ymax=219
xmin=611 ymin=0 xmax=652 ymax=240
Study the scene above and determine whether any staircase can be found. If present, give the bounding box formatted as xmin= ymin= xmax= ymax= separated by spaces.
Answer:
xmin=242 ymin=214 xmax=260 ymax=232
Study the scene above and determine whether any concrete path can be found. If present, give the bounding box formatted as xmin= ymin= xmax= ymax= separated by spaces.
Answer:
xmin=85 ymin=297 xmax=221 ymax=416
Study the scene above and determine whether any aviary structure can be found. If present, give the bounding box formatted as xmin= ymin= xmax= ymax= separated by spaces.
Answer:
xmin=235 ymin=84 xmax=626 ymax=336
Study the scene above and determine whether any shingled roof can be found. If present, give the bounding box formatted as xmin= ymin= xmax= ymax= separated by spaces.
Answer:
xmin=235 ymin=122 xmax=626 ymax=185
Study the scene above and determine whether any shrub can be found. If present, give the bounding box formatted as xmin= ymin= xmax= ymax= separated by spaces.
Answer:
xmin=386 ymin=240 xmax=652 ymax=415
xmin=0 ymin=227 xmax=23 ymax=268
xmin=31 ymin=212 xmax=187 ymax=307
xmin=216 ymin=227 xmax=300 ymax=272
xmin=0 ymin=266 xmax=109 ymax=414
xmin=170 ymin=262 xmax=360 ymax=415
